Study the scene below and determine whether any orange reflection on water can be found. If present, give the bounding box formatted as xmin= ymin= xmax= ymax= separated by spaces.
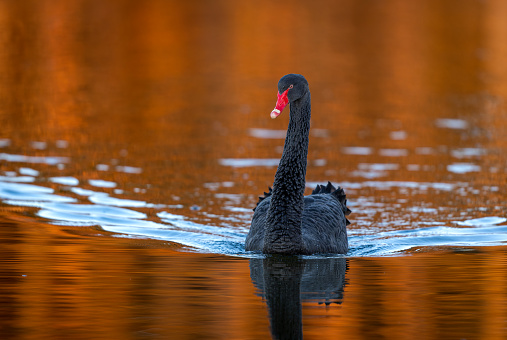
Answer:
xmin=2 ymin=213 xmax=507 ymax=339
xmin=1 ymin=0 xmax=507 ymax=339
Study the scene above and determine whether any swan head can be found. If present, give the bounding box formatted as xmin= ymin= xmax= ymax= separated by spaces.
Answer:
xmin=271 ymin=74 xmax=309 ymax=119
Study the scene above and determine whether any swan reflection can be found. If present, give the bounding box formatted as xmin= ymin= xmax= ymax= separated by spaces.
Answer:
xmin=249 ymin=256 xmax=348 ymax=340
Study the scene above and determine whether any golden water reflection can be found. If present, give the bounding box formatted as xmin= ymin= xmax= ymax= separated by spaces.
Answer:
xmin=0 ymin=1 xmax=506 ymax=215
xmin=2 ymin=214 xmax=507 ymax=339
xmin=1 ymin=0 xmax=507 ymax=339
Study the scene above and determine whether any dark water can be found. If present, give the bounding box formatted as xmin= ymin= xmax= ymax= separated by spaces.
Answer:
xmin=1 ymin=1 xmax=507 ymax=339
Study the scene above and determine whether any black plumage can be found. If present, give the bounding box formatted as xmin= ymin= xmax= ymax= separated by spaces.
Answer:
xmin=245 ymin=74 xmax=351 ymax=255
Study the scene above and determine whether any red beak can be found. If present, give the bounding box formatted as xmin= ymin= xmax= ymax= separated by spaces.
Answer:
xmin=270 ymin=88 xmax=290 ymax=119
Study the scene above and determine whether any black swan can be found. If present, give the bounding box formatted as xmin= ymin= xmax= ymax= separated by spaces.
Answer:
xmin=245 ymin=74 xmax=351 ymax=255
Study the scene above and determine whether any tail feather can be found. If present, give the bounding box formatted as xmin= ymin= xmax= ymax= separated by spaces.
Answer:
xmin=312 ymin=181 xmax=352 ymax=225
xmin=253 ymin=187 xmax=272 ymax=212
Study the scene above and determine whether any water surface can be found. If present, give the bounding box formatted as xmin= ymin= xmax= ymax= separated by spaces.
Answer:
xmin=1 ymin=0 xmax=507 ymax=339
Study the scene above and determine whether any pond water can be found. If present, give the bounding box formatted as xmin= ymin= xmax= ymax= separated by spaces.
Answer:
xmin=1 ymin=1 xmax=507 ymax=339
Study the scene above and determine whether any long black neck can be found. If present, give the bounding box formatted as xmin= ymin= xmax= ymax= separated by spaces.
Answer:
xmin=263 ymin=92 xmax=311 ymax=254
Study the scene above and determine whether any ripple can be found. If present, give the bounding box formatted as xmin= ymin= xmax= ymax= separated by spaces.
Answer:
xmin=435 ymin=118 xmax=469 ymax=129
xmin=204 ymin=182 xmax=235 ymax=191
xmin=160 ymin=217 xmax=243 ymax=239
xmin=451 ymin=148 xmax=486 ymax=159
xmin=50 ymin=176 xmax=79 ymax=185
xmin=350 ymin=217 xmax=507 ymax=256
xmin=35 ymin=202 xmax=169 ymax=234
xmin=88 ymin=193 xmax=147 ymax=207
xmin=389 ymin=131 xmax=407 ymax=140
xmin=379 ymin=149 xmax=408 ymax=157
xmin=89 ymin=179 xmax=117 ymax=188
xmin=415 ymin=147 xmax=435 ymax=155
xmin=223 ymin=206 xmax=252 ymax=213
xmin=358 ymin=163 xmax=399 ymax=171
xmin=31 ymin=141 xmax=47 ymax=150
xmin=0 ymin=174 xmax=245 ymax=254
xmin=0 ymin=153 xmax=69 ymax=165
xmin=214 ymin=193 xmax=245 ymax=205
xmin=2 ymin=161 xmax=506 ymax=257
xmin=41 ymin=202 xmax=147 ymax=219
xmin=341 ymin=146 xmax=373 ymax=155
xmin=219 ymin=158 xmax=280 ymax=167
xmin=55 ymin=140 xmax=69 ymax=148
xmin=19 ymin=167 xmax=39 ymax=176
xmin=332 ymin=181 xmax=456 ymax=191
xmin=0 ymin=181 xmax=76 ymax=203
xmin=39 ymin=208 xmax=159 ymax=228
xmin=0 ymin=139 xmax=11 ymax=147
xmin=0 ymin=176 xmax=35 ymax=183
xmin=455 ymin=216 xmax=507 ymax=226
xmin=71 ymin=187 xmax=99 ymax=196
xmin=249 ymin=128 xmax=286 ymax=139
xmin=447 ymin=163 xmax=481 ymax=174
xmin=158 ymin=211 xmax=185 ymax=220
xmin=96 ymin=164 xmax=109 ymax=171
xmin=115 ymin=165 xmax=142 ymax=174
xmin=407 ymin=207 xmax=438 ymax=214
xmin=248 ymin=128 xmax=328 ymax=139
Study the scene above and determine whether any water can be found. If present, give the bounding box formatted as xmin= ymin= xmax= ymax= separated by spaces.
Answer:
xmin=2 ymin=0 xmax=507 ymax=339
xmin=1 ymin=167 xmax=507 ymax=257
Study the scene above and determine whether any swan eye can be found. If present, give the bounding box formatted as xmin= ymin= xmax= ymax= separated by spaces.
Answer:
xmin=289 ymin=85 xmax=294 ymax=89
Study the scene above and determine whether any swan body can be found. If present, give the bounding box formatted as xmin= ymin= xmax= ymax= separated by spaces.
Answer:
xmin=245 ymin=74 xmax=350 ymax=255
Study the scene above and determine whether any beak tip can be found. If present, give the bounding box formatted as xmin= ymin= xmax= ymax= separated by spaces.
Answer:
xmin=271 ymin=109 xmax=281 ymax=119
